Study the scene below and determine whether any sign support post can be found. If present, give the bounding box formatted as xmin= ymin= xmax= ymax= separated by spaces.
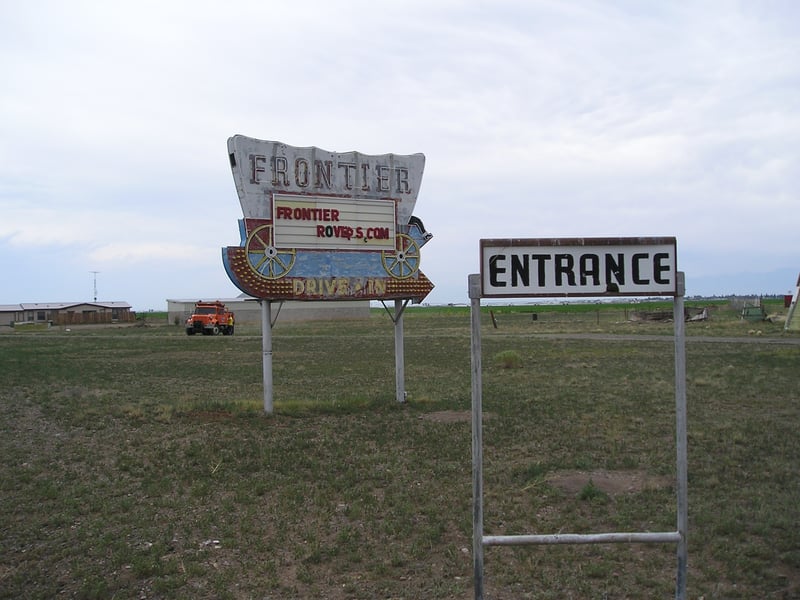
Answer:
xmin=260 ymin=299 xmax=273 ymax=414
xmin=469 ymin=274 xmax=485 ymax=599
xmin=674 ymin=272 xmax=688 ymax=598
xmin=395 ymin=299 xmax=406 ymax=403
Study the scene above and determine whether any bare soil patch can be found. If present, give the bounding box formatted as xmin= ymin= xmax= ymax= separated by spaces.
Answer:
xmin=547 ymin=469 xmax=673 ymax=496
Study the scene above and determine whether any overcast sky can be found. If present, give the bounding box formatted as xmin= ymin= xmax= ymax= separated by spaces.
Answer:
xmin=2 ymin=1 xmax=798 ymax=310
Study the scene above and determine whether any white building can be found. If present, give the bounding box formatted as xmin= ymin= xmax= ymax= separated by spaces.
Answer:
xmin=167 ymin=296 xmax=369 ymax=325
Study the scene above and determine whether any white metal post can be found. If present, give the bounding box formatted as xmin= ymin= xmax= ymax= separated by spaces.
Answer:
xmin=469 ymin=274 xmax=485 ymax=600
xmin=260 ymin=299 xmax=273 ymax=415
xmin=674 ymin=272 xmax=688 ymax=599
xmin=395 ymin=299 xmax=406 ymax=403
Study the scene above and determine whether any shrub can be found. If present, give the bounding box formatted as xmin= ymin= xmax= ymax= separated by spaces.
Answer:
xmin=494 ymin=350 xmax=523 ymax=369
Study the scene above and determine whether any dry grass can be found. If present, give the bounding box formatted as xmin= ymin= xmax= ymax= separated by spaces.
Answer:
xmin=0 ymin=302 xmax=798 ymax=599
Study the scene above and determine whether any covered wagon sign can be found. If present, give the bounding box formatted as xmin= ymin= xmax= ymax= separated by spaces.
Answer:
xmin=223 ymin=136 xmax=434 ymax=302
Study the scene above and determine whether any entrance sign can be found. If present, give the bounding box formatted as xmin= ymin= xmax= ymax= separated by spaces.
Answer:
xmin=223 ymin=136 xmax=434 ymax=302
xmin=481 ymin=237 xmax=677 ymax=297
xmin=470 ymin=240 xmax=688 ymax=599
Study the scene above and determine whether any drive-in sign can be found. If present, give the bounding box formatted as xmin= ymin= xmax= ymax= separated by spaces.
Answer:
xmin=481 ymin=237 xmax=677 ymax=297
xmin=222 ymin=136 xmax=434 ymax=302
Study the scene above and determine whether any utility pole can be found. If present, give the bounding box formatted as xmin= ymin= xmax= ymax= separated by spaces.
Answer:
xmin=90 ymin=271 xmax=100 ymax=302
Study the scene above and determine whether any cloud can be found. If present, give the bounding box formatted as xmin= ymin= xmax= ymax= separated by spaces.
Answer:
xmin=87 ymin=242 xmax=214 ymax=266
xmin=86 ymin=242 xmax=215 ymax=264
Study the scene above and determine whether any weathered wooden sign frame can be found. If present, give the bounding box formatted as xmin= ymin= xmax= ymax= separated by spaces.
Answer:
xmin=470 ymin=236 xmax=687 ymax=600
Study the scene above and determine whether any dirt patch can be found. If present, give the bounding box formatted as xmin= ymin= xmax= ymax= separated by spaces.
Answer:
xmin=547 ymin=470 xmax=672 ymax=496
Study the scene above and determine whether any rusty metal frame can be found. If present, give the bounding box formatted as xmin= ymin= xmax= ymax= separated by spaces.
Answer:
xmin=469 ymin=271 xmax=688 ymax=600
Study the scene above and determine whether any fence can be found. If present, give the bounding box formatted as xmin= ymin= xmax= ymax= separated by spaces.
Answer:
xmin=52 ymin=311 xmax=137 ymax=326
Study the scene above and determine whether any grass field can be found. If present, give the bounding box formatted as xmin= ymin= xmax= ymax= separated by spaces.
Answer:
xmin=1 ymin=301 xmax=798 ymax=599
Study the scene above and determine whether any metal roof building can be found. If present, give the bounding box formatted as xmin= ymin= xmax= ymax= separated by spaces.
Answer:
xmin=0 ymin=302 xmax=135 ymax=327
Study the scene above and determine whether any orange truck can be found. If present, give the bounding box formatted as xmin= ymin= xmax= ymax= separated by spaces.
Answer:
xmin=185 ymin=301 xmax=235 ymax=336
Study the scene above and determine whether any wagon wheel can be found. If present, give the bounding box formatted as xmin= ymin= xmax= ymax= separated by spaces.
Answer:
xmin=245 ymin=224 xmax=296 ymax=279
xmin=382 ymin=234 xmax=420 ymax=279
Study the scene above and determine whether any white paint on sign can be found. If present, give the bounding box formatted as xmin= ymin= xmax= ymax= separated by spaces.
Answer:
xmin=227 ymin=135 xmax=425 ymax=225
xmin=480 ymin=237 xmax=677 ymax=297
